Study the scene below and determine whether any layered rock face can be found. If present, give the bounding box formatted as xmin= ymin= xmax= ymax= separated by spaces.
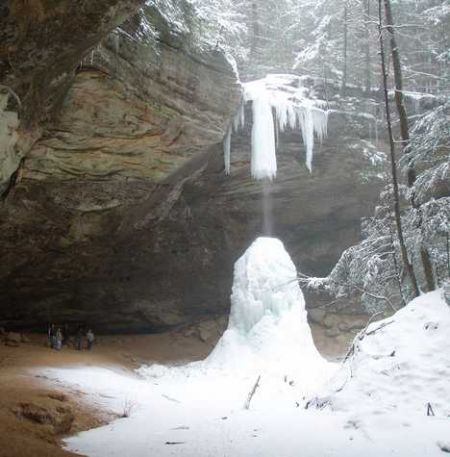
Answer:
xmin=0 ymin=0 xmax=147 ymax=193
xmin=1 ymin=3 xmax=385 ymax=334
xmin=0 ymin=4 xmax=241 ymax=331
xmin=0 ymin=84 xmax=384 ymax=332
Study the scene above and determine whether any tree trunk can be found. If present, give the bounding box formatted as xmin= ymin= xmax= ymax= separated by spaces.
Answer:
xmin=384 ymin=0 xmax=435 ymax=291
xmin=250 ymin=1 xmax=260 ymax=63
xmin=447 ymin=232 xmax=450 ymax=278
xmin=342 ymin=1 xmax=348 ymax=94
xmin=389 ymin=227 xmax=406 ymax=307
xmin=363 ymin=0 xmax=372 ymax=95
xmin=420 ymin=248 xmax=435 ymax=292
xmin=383 ymin=0 xmax=413 ymax=182
xmin=378 ymin=0 xmax=420 ymax=299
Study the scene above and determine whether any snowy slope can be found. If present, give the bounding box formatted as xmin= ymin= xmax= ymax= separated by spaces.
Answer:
xmin=317 ymin=290 xmax=450 ymax=419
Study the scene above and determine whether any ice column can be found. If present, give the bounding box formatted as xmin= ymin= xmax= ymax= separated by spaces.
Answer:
xmin=251 ymin=97 xmax=277 ymax=180
xmin=224 ymin=74 xmax=329 ymax=179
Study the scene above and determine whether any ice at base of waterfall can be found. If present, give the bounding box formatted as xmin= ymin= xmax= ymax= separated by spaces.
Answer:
xmin=136 ymin=237 xmax=334 ymax=408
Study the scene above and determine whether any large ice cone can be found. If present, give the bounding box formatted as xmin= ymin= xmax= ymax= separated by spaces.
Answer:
xmin=205 ymin=237 xmax=333 ymax=397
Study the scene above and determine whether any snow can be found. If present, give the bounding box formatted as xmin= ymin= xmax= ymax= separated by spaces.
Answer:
xmin=225 ymin=74 xmax=329 ymax=179
xmin=36 ymin=250 xmax=450 ymax=456
xmin=314 ymin=290 xmax=450 ymax=421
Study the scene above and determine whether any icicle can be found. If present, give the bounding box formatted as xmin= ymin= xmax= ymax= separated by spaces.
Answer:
xmin=275 ymin=111 xmax=279 ymax=149
xmin=223 ymin=125 xmax=232 ymax=175
xmin=225 ymin=74 xmax=329 ymax=180
xmin=233 ymin=105 xmax=241 ymax=132
xmin=251 ymin=97 xmax=277 ymax=180
xmin=287 ymin=104 xmax=297 ymax=130
xmin=312 ymin=108 xmax=328 ymax=143
xmin=224 ymin=101 xmax=246 ymax=176
xmin=298 ymin=106 xmax=314 ymax=172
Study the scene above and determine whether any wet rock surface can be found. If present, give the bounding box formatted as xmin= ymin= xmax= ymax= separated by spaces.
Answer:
xmin=0 ymin=98 xmax=382 ymax=332
xmin=0 ymin=2 xmax=241 ymax=332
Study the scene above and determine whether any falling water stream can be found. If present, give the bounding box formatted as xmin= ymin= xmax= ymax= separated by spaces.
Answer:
xmin=262 ymin=179 xmax=274 ymax=236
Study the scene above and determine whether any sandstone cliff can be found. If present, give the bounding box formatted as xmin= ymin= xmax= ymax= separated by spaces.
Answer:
xmin=1 ymin=2 xmax=385 ymax=333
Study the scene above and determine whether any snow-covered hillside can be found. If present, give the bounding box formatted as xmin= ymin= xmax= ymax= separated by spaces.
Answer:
xmin=314 ymin=290 xmax=450 ymax=419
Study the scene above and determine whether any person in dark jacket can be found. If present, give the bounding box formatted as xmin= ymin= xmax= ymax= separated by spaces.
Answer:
xmin=47 ymin=324 xmax=55 ymax=348
xmin=75 ymin=326 xmax=83 ymax=351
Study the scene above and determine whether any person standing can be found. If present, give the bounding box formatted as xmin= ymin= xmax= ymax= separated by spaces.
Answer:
xmin=75 ymin=326 xmax=83 ymax=351
xmin=86 ymin=329 xmax=95 ymax=350
xmin=47 ymin=324 xmax=55 ymax=348
xmin=55 ymin=328 xmax=63 ymax=351
xmin=62 ymin=324 xmax=69 ymax=347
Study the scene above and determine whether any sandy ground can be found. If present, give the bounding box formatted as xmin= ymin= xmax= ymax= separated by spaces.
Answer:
xmin=0 ymin=321 xmax=352 ymax=457
xmin=0 ymin=329 xmax=216 ymax=457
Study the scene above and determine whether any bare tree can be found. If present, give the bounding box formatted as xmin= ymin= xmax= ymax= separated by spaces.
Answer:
xmin=377 ymin=0 xmax=420 ymax=298
xmin=342 ymin=0 xmax=349 ymax=94
xmin=383 ymin=0 xmax=436 ymax=292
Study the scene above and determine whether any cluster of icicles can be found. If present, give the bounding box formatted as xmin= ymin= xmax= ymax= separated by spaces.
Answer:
xmin=224 ymin=75 xmax=329 ymax=180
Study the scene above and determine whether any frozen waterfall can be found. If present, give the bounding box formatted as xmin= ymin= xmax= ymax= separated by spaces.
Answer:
xmin=224 ymin=74 xmax=329 ymax=180
xmin=204 ymin=237 xmax=333 ymax=394
xmin=139 ymin=237 xmax=334 ymax=402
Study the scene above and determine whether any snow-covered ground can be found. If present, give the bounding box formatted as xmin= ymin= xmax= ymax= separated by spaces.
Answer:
xmin=38 ymin=238 xmax=450 ymax=456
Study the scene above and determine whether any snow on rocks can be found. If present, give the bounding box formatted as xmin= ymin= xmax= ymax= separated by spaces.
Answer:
xmin=312 ymin=289 xmax=450 ymax=420
xmin=224 ymin=74 xmax=329 ymax=180
xmin=438 ymin=441 xmax=450 ymax=453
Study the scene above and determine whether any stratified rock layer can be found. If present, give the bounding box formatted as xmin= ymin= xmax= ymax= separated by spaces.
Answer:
xmin=0 ymin=0 xmax=149 ymax=193
xmin=0 ymin=1 xmax=385 ymax=333
xmin=0 ymin=92 xmax=383 ymax=332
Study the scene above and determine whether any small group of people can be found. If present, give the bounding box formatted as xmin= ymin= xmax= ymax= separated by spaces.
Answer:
xmin=47 ymin=325 xmax=64 ymax=350
xmin=47 ymin=324 xmax=95 ymax=351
